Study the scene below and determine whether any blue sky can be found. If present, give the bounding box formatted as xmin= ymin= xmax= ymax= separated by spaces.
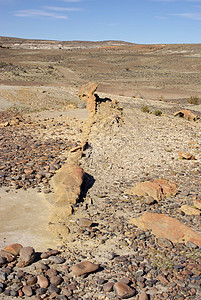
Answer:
xmin=1 ymin=0 xmax=201 ymax=44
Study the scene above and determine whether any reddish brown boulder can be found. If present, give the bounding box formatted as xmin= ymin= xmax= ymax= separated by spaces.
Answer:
xmin=4 ymin=243 xmax=23 ymax=256
xmin=113 ymin=282 xmax=135 ymax=299
xmin=37 ymin=275 xmax=49 ymax=288
xmin=126 ymin=179 xmax=177 ymax=201
xmin=137 ymin=292 xmax=149 ymax=300
xmin=130 ymin=212 xmax=201 ymax=246
xmin=174 ymin=109 xmax=198 ymax=121
xmin=22 ymin=286 xmax=33 ymax=297
xmin=72 ymin=261 xmax=99 ymax=276
xmin=78 ymin=82 xmax=98 ymax=113
xmin=17 ymin=246 xmax=35 ymax=267
xmin=178 ymin=151 xmax=195 ymax=160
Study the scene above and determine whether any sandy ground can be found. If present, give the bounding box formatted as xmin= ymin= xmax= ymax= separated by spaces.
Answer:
xmin=0 ymin=188 xmax=58 ymax=252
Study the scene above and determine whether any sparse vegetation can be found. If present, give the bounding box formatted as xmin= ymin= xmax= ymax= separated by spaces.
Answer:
xmin=188 ymin=95 xmax=200 ymax=105
xmin=154 ymin=110 xmax=162 ymax=116
xmin=141 ymin=105 xmax=150 ymax=113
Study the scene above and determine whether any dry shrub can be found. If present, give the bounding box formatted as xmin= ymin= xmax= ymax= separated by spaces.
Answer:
xmin=141 ymin=105 xmax=150 ymax=113
xmin=188 ymin=95 xmax=200 ymax=105
xmin=154 ymin=110 xmax=162 ymax=116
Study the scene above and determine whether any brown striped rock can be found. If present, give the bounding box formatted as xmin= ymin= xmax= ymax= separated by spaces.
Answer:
xmin=130 ymin=212 xmax=201 ymax=246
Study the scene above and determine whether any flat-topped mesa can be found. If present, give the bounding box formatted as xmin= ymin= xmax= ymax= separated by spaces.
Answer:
xmin=78 ymin=82 xmax=98 ymax=113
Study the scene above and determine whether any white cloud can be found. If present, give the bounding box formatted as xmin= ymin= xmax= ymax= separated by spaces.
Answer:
xmin=44 ymin=6 xmax=82 ymax=12
xmin=14 ymin=9 xmax=68 ymax=19
xmin=13 ymin=2 xmax=83 ymax=20
xmin=171 ymin=12 xmax=201 ymax=19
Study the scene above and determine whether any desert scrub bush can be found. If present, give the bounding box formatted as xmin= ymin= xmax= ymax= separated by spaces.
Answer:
xmin=141 ymin=104 xmax=150 ymax=113
xmin=154 ymin=110 xmax=162 ymax=116
xmin=188 ymin=95 xmax=200 ymax=105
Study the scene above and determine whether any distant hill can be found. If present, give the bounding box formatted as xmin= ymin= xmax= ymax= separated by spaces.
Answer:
xmin=0 ymin=36 xmax=134 ymax=50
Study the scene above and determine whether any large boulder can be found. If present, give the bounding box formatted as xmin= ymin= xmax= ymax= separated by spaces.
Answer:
xmin=126 ymin=179 xmax=177 ymax=201
xmin=4 ymin=243 xmax=23 ymax=256
xmin=72 ymin=261 xmax=99 ymax=276
xmin=113 ymin=282 xmax=136 ymax=299
xmin=130 ymin=212 xmax=201 ymax=246
xmin=17 ymin=247 xmax=35 ymax=267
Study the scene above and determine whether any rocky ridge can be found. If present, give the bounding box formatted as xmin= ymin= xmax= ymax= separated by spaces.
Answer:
xmin=0 ymin=83 xmax=201 ymax=299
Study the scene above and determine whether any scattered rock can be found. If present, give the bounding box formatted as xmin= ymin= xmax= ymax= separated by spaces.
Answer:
xmin=194 ymin=199 xmax=201 ymax=210
xmin=71 ymin=261 xmax=99 ymax=276
xmin=0 ymin=256 xmax=7 ymax=267
xmin=22 ymin=285 xmax=33 ymax=297
xmin=37 ymin=275 xmax=49 ymax=288
xmin=48 ymin=256 xmax=65 ymax=264
xmin=180 ymin=205 xmax=200 ymax=216
xmin=137 ymin=292 xmax=149 ymax=300
xmin=17 ymin=247 xmax=35 ymax=267
xmin=0 ymin=251 xmax=15 ymax=262
xmin=41 ymin=249 xmax=59 ymax=259
xmin=105 ymin=252 xmax=115 ymax=260
xmin=103 ymin=282 xmax=114 ymax=292
xmin=27 ymin=276 xmax=37 ymax=286
xmin=178 ymin=151 xmax=195 ymax=160
xmin=113 ymin=282 xmax=136 ymax=299
xmin=50 ymin=275 xmax=63 ymax=286
xmin=144 ymin=195 xmax=155 ymax=205
xmin=4 ymin=243 xmax=23 ymax=256
xmin=157 ymin=274 xmax=169 ymax=285
xmin=46 ymin=268 xmax=58 ymax=278
xmin=77 ymin=217 xmax=93 ymax=227
xmin=157 ymin=238 xmax=173 ymax=248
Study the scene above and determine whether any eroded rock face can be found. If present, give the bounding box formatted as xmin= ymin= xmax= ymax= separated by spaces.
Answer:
xmin=51 ymin=164 xmax=85 ymax=205
xmin=130 ymin=212 xmax=201 ymax=246
xmin=126 ymin=179 xmax=177 ymax=201
xmin=49 ymin=164 xmax=85 ymax=233
xmin=174 ymin=109 xmax=198 ymax=121
xmin=78 ymin=82 xmax=98 ymax=113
